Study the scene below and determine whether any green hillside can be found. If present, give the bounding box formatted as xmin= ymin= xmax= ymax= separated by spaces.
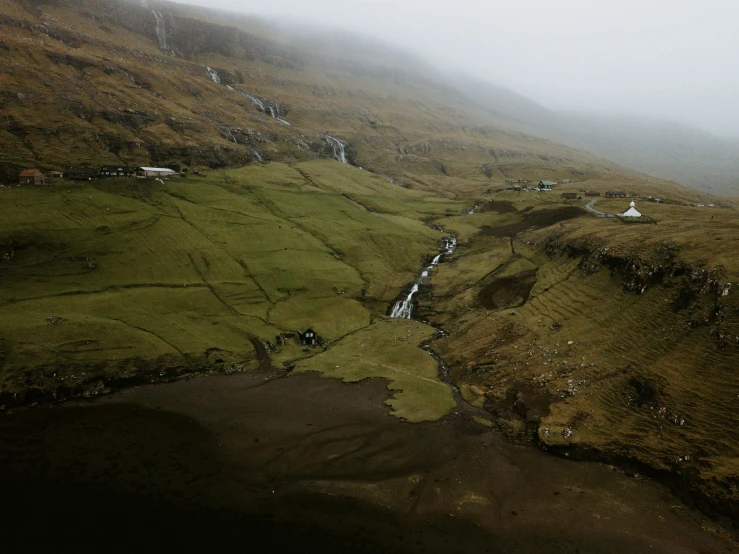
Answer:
xmin=2 ymin=0 xmax=739 ymax=529
xmin=0 ymin=161 xmax=462 ymax=407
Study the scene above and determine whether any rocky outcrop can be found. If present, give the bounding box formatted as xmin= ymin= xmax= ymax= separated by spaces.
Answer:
xmin=101 ymin=108 xmax=153 ymax=130
xmin=542 ymin=234 xmax=732 ymax=297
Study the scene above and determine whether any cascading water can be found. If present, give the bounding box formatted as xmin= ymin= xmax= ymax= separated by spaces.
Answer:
xmin=389 ymin=234 xmax=457 ymax=319
xmin=390 ymin=283 xmax=419 ymax=319
xmin=324 ymin=135 xmax=347 ymax=163
xmin=152 ymin=11 xmax=167 ymax=50
xmin=252 ymin=149 xmax=263 ymax=162
xmin=222 ymin=127 xmax=237 ymax=143
xmin=241 ymin=91 xmax=265 ymax=110
xmin=225 ymin=87 xmax=291 ymax=125
xmin=205 ymin=66 xmax=221 ymax=84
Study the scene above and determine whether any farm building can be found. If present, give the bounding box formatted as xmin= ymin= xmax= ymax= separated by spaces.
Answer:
xmin=18 ymin=169 xmax=45 ymax=185
xmin=298 ymin=328 xmax=318 ymax=346
xmin=64 ymin=168 xmax=96 ymax=180
xmin=137 ymin=167 xmax=177 ymax=178
xmin=561 ymin=192 xmax=578 ymax=199
xmin=584 ymin=191 xmax=601 ymax=197
xmin=101 ymin=165 xmax=135 ymax=178
xmin=48 ymin=171 xmax=63 ymax=179
xmin=538 ymin=181 xmax=555 ymax=191
xmin=606 ymin=191 xmax=628 ymax=198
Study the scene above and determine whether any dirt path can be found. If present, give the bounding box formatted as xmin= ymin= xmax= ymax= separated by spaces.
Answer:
xmin=585 ymin=198 xmax=615 ymax=218
xmin=247 ymin=334 xmax=273 ymax=371
xmin=0 ymin=372 xmax=733 ymax=553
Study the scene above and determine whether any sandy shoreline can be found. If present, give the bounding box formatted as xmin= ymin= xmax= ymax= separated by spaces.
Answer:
xmin=0 ymin=371 xmax=734 ymax=553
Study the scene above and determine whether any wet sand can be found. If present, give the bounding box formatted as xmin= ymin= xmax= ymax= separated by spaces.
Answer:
xmin=0 ymin=371 xmax=734 ymax=553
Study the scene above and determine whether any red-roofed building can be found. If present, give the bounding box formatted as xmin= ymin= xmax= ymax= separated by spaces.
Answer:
xmin=18 ymin=169 xmax=45 ymax=185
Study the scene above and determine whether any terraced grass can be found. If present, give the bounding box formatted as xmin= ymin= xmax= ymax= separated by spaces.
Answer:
xmin=388 ymin=181 xmax=737 ymax=515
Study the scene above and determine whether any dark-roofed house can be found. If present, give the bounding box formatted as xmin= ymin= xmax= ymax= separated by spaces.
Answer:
xmin=100 ymin=165 xmax=134 ymax=178
xmin=18 ymin=169 xmax=45 ymax=185
xmin=538 ymin=180 xmax=555 ymax=191
xmin=298 ymin=328 xmax=318 ymax=346
xmin=606 ymin=191 xmax=628 ymax=198
xmin=63 ymin=168 xmax=96 ymax=181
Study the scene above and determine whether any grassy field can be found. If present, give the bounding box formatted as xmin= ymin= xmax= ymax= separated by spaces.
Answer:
xmin=0 ymin=161 xmax=462 ymax=400
xmin=295 ymin=319 xmax=455 ymax=422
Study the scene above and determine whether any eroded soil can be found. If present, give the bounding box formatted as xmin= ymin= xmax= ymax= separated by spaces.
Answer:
xmin=480 ymin=206 xmax=585 ymax=237
xmin=479 ymin=270 xmax=538 ymax=310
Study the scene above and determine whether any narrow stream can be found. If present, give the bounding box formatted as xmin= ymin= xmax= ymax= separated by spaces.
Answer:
xmin=388 ymin=229 xmax=480 ymax=412
xmin=389 ymin=234 xmax=456 ymax=319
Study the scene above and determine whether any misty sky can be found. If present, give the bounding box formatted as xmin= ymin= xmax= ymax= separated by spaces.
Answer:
xmin=176 ymin=0 xmax=739 ymax=138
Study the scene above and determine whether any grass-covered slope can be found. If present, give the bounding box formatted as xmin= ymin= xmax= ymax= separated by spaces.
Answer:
xmin=418 ymin=186 xmax=739 ymax=518
xmin=0 ymin=160 xmax=462 ymax=402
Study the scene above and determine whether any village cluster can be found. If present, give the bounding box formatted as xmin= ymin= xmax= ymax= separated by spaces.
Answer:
xmin=506 ymin=178 xmax=645 ymax=199
xmin=15 ymin=165 xmax=187 ymax=185
xmin=506 ymin=178 xmax=654 ymax=220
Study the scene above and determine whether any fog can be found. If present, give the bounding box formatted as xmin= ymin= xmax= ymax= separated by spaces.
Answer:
xmin=176 ymin=0 xmax=739 ymax=138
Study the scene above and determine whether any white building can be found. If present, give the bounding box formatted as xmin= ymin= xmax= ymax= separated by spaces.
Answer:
xmin=137 ymin=167 xmax=176 ymax=178
xmin=621 ymin=201 xmax=642 ymax=218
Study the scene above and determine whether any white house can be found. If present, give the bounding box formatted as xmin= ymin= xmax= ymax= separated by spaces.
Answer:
xmin=621 ymin=201 xmax=642 ymax=218
xmin=137 ymin=167 xmax=177 ymax=178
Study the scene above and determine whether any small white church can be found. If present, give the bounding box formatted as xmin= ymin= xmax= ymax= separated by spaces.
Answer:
xmin=621 ymin=200 xmax=642 ymax=218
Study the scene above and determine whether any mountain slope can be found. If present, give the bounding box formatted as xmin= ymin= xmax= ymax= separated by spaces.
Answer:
xmin=4 ymin=0 xmax=739 ymax=530
xmin=453 ymin=74 xmax=739 ymax=196
xmin=0 ymin=0 xmax=655 ymax=188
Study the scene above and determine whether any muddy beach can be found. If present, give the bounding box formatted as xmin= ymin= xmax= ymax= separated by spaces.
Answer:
xmin=0 ymin=371 xmax=733 ymax=553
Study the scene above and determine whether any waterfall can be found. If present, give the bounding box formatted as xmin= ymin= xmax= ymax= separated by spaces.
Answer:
xmin=390 ymin=232 xmax=457 ymax=320
xmin=390 ymin=284 xmax=419 ymax=319
xmin=252 ymin=149 xmax=263 ymax=162
xmin=205 ymin=66 xmax=221 ymax=84
xmin=152 ymin=11 xmax=167 ymax=50
xmin=241 ymin=92 xmax=264 ymax=110
xmin=222 ymin=85 xmax=291 ymax=124
xmin=324 ymin=135 xmax=347 ymax=163
xmin=222 ymin=127 xmax=237 ymax=143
